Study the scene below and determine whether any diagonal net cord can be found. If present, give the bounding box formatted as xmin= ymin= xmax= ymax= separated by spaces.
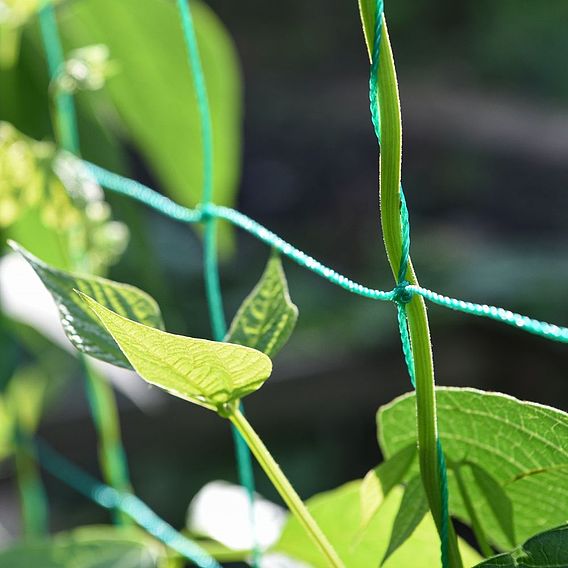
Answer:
xmin=85 ymin=161 xmax=568 ymax=344
xmin=175 ymin=2 xmax=261 ymax=565
xmin=35 ymin=440 xmax=220 ymax=568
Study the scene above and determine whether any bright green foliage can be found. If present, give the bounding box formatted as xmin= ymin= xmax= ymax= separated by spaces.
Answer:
xmin=79 ymin=293 xmax=273 ymax=411
xmin=359 ymin=443 xmax=416 ymax=527
xmin=378 ymin=388 xmax=568 ymax=549
xmin=12 ymin=242 xmax=164 ymax=368
xmin=0 ymin=122 xmax=128 ymax=272
xmin=273 ymin=481 xmax=482 ymax=567
xmin=54 ymin=44 xmax=116 ymax=95
xmin=226 ymin=253 xmax=298 ymax=358
xmin=475 ymin=525 xmax=568 ymax=568
xmin=58 ymin=0 xmax=242 ymax=251
xmin=382 ymin=475 xmax=429 ymax=565
xmin=0 ymin=525 xmax=165 ymax=567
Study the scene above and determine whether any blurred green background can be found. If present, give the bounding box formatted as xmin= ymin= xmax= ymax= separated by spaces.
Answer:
xmin=1 ymin=0 xmax=567 ymax=550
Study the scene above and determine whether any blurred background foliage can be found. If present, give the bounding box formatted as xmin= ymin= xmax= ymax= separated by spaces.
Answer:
xmin=1 ymin=0 xmax=567 ymax=552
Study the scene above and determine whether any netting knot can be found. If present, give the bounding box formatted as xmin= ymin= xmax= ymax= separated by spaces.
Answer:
xmin=196 ymin=202 xmax=216 ymax=222
xmin=392 ymin=280 xmax=414 ymax=305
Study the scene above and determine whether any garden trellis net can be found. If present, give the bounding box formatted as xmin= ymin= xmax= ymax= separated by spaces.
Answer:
xmin=24 ymin=0 xmax=568 ymax=566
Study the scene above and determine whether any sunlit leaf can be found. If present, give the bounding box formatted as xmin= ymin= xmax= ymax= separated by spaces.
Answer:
xmin=273 ymin=480 xmax=482 ymax=567
xmin=12 ymin=241 xmax=164 ymax=368
xmin=79 ymin=292 xmax=272 ymax=411
xmin=226 ymin=253 xmax=298 ymax=358
xmin=378 ymin=387 xmax=568 ymax=549
xmin=475 ymin=525 xmax=568 ymax=568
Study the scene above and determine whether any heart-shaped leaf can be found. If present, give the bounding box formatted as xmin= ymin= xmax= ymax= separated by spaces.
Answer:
xmin=378 ymin=387 xmax=568 ymax=549
xmin=226 ymin=253 xmax=298 ymax=358
xmin=475 ymin=525 xmax=568 ymax=568
xmin=11 ymin=241 xmax=164 ymax=368
xmin=79 ymin=292 xmax=272 ymax=411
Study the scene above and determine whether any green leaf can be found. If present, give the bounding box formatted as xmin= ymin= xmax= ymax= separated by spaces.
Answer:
xmin=78 ymin=292 xmax=272 ymax=411
xmin=360 ymin=443 xmax=416 ymax=527
xmin=58 ymin=0 xmax=242 ymax=252
xmin=475 ymin=525 xmax=568 ymax=568
xmin=11 ymin=241 xmax=164 ymax=368
xmin=226 ymin=253 xmax=298 ymax=358
xmin=273 ymin=480 xmax=482 ymax=568
xmin=382 ymin=475 xmax=429 ymax=565
xmin=378 ymin=387 xmax=568 ymax=549
xmin=0 ymin=525 xmax=165 ymax=567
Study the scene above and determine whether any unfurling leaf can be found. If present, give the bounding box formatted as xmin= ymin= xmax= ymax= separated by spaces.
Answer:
xmin=78 ymin=293 xmax=273 ymax=411
xmin=360 ymin=443 xmax=416 ymax=528
xmin=382 ymin=475 xmax=428 ymax=565
xmin=226 ymin=253 xmax=298 ymax=358
xmin=469 ymin=463 xmax=516 ymax=548
xmin=11 ymin=242 xmax=163 ymax=368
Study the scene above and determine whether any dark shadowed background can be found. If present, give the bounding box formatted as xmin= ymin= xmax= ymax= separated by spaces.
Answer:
xmin=1 ymin=0 xmax=567 ymax=551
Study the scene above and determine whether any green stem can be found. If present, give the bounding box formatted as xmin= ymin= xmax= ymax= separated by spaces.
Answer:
xmin=228 ymin=407 xmax=345 ymax=568
xmin=454 ymin=466 xmax=493 ymax=558
xmin=374 ymin=18 xmax=463 ymax=568
xmin=38 ymin=0 xmax=133 ymax=525
xmin=81 ymin=360 xmax=131 ymax=525
xmin=13 ymin=425 xmax=48 ymax=537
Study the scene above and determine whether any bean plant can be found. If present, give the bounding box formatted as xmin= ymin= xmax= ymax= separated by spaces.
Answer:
xmin=0 ymin=0 xmax=567 ymax=567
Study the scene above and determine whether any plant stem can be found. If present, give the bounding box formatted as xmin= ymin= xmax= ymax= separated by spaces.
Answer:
xmin=454 ymin=465 xmax=493 ymax=558
xmin=228 ymin=407 xmax=346 ymax=568
xmin=13 ymin=425 xmax=48 ymax=537
xmin=38 ymin=1 xmax=133 ymax=525
xmin=369 ymin=14 xmax=464 ymax=568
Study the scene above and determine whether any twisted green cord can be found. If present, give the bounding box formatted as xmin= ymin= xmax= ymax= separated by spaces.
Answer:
xmin=175 ymin=2 xmax=259 ymax=564
xmin=35 ymin=440 xmax=220 ymax=568
xmin=369 ymin=1 xmax=450 ymax=563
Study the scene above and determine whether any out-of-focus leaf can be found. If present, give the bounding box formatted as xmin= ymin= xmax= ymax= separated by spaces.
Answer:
xmin=0 ymin=122 xmax=129 ymax=273
xmin=0 ymin=0 xmax=43 ymax=68
xmin=0 ymin=525 xmax=165 ymax=567
xmin=273 ymin=480 xmax=482 ymax=567
xmin=59 ymin=0 xmax=242 ymax=252
xmin=360 ymin=443 xmax=416 ymax=528
xmin=226 ymin=253 xmax=298 ymax=358
xmin=79 ymin=292 xmax=272 ymax=411
xmin=474 ymin=525 xmax=568 ymax=568
xmin=12 ymin=242 xmax=164 ymax=368
xmin=382 ymin=475 xmax=429 ymax=565
xmin=378 ymin=387 xmax=568 ymax=549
